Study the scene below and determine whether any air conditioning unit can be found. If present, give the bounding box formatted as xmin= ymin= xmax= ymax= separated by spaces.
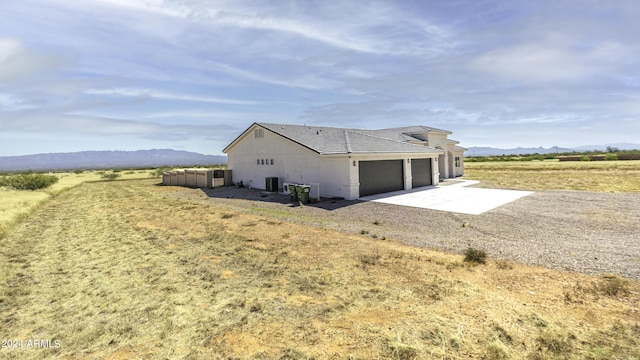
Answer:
xmin=282 ymin=182 xmax=294 ymax=195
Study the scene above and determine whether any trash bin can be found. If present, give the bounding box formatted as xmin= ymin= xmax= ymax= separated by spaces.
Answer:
xmin=289 ymin=184 xmax=299 ymax=202
xmin=298 ymin=185 xmax=311 ymax=204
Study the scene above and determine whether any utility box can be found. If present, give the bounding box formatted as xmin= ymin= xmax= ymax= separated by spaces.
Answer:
xmin=282 ymin=183 xmax=294 ymax=194
xmin=265 ymin=177 xmax=279 ymax=192
xmin=213 ymin=170 xmax=232 ymax=187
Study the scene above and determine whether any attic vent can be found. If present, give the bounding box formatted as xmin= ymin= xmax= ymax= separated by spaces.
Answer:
xmin=254 ymin=129 xmax=264 ymax=138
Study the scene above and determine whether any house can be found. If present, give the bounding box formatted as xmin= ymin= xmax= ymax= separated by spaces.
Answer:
xmin=222 ymin=122 xmax=466 ymax=200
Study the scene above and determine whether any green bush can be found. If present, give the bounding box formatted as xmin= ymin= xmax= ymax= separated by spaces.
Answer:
xmin=605 ymin=153 xmax=618 ymax=161
xmin=463 ymin=247 xmax=487 ymax=264
xmin=0 ymin=173 xmax=59 ymax=190
xmin=101 ymin=173 xmax=121 ymax=181
xmin=149 ymin=167 xmax=171 ymax=177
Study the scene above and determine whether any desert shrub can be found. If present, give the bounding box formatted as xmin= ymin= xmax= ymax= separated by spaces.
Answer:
xmin=149 ymin=167 xmax=171 ymax=177
xmin=535 ymin=330 xmax=573 ymax=355
xmin=496 ymin=259 xmax=513 ymax=270
xmin=149 ymin=169 xmax=163 ymax=177
xmin=581 ymin=155 xmax=591 ymax=161
xmin=101 ymin=173 xmax=121 ymax=181
xmin=358 ymin=253 xmax=381 ymax=267
xmin=595 ymin=274 xmax=630 ymax=296
xmin=0 ymin=173 xmax=59 ymax=190
xmin=484 ymin=341 xmax=509 ymax=360
xmin=463 ymin=247 xmax=487 ymax=264
xmin=387 ymin=341 xmax=418 ymax=360
xmin=605 ymin=153 xmax=618 ymax=161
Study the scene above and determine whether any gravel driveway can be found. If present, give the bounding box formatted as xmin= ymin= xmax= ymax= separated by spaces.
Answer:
xmin=169 ymin=186 xmax=640 ymax=280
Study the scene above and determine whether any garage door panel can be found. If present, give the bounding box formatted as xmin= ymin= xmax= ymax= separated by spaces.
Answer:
xmin=411 ymin=158 xmax=432 ymax=188
xmin=359 ymin=160 xmax=404 ymax=197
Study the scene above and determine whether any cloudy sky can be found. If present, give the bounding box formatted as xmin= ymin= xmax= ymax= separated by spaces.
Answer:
xmin=1 ymin=0 xmax=639 ymax=156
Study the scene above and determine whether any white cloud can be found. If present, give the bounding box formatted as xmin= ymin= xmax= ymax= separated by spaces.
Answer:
xmin=90 ymin=0 xmax=188 ymax=17
xmin=170 ymin=0 xmax=452 ymax=56
xmin=0 ymin=37 xmax=70 ymax=84
xmin=0 ymin=93 xmax=36 ymax=111
xmin=0 ymin=38 xmax=23 ymax=62
xmin=144 ymin=110 xmax=262 ymax=119
xmin=471 ymin=40 xmax=627 ymax=83
xmin=210 ymin=62 xmax=339 ymax=90
xmin=2 ymin=0 xmax=640 ymax=155
xmin=85 ymin=88 xmax=262 ymax=105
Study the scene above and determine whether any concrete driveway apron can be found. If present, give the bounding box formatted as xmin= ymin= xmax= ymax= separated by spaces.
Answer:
xmin=359 ymin=180 xmax=534 ymax=215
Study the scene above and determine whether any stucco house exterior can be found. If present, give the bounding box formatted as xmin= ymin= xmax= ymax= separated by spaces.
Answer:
xmin=223 ymin=122 xmax=466 ymax=200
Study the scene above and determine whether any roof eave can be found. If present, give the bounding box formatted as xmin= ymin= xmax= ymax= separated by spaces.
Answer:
xmin=222 ymin=122 xmax=259 ymax=154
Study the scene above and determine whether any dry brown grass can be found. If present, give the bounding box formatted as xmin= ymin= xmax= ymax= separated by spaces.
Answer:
xmin=0 ymin=171 xmax=154 ymax=240
xmin=1 ymin=179 xmax=638 ymax=359
xmin=464 ymin=160 xmax=640 ymax=192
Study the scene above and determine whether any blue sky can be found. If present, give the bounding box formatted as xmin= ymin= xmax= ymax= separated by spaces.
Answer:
xmin=1 ymin=0 xmax=639 ymax=156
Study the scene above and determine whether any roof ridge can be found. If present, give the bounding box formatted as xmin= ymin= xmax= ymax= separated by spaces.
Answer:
xmin=377 ymin=124 xmax=452 ymax=134
xmin=344 ymin=130 xmax=352 ymax=153
xmin=347 ymin=130 xmax=439 ymax=150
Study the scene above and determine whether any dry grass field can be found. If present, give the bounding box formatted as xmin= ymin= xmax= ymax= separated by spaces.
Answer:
xmin=0 ymin=170 xmax=155 ymax=240
xmin=464 ymin=160 xmax=640 ymax=192
xmin=1 ymin=169 xmax=639 ymax=359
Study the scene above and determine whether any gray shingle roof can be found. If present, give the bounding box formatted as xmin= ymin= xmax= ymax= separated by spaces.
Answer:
xmin=252 ymin=122 xmax=445 ymax=155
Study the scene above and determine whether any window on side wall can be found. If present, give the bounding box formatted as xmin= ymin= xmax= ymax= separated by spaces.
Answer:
xmin=254 ymin=129 xmax=264 ymax=138
xmin=455 ymin=157 xmax=460 ymax=167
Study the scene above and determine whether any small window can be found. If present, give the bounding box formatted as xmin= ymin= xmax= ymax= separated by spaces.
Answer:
xmin=254 ymin=129 xmax=264 ymax=138
xmin=270 ymin=159 xmax=274 ymax=165
xmin=261 ymin=159 xmax=265 ymax=165
xmin=455 ymin=157 xmax=461 ymax=167
xmin=257 ymin=159 xmax=260 ymax=165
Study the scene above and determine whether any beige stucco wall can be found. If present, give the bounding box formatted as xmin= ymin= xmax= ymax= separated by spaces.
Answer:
xmin=227 ymin=124 xmax=446 ymax=200
xmin=226 ymin=125 xmax=352 ymax=198
xmin=428 ymin=133 xmax=449 ymax=179
xmin=452 ymin=148 xmax=465 ymax=177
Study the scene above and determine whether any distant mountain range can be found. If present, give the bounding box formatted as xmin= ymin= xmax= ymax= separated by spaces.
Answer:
xmin=466 ymin=143 xmax=640 ymax=157
xmin=2 ymin=143 xmax=639 ymax=172
xmin=0 ymin=149 xmax=227 ymax=172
